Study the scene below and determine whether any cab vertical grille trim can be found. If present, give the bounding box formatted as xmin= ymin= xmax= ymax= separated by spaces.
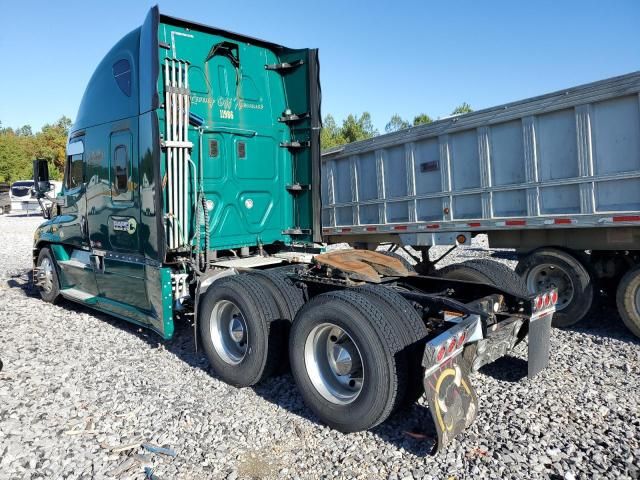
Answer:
xmin=164 ymin=58 xmax=192 ymax=250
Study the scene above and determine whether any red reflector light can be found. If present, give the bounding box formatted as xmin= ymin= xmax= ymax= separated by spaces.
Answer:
xmin=544 ymin=293 xmax=551 ymax=307
xmin=393 ymin=225 xmax=408 ymax=231
xmin=613 ymin=215 xmax=640 ymax=223
xmin=457 ymin=330 xmax=466 ymax=348
xmin=535 ymin=295 xmax=544 ymax=311
xmin=506 ymin=219 xmax=526 ymax=226
xmin=447 ymin=338 xmax=456 ymax=354
xmin=551 ymin=290 xmax=558 ymax=305
xmin=436 ymin=345 xmax=446 ymax=362
xmin=554 ymin=218 xmax=572 ymax=225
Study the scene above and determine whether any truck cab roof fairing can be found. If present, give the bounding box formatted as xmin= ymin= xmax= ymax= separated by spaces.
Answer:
xmin=72 ymin=28 xmax=141 ymax=132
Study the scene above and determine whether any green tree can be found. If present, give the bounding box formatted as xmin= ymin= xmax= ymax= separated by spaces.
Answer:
xmin=385 ymin=114 xmax=410 ymax=133
xmin=34 ymin=116 xmax=72 ymax=176
xmin=341 ymin=112 xmax=377 ymax=144
xmin=413 ymin=113 xmax=433 ymax=126
xmin=0 ymin=116 xmax=70 ymax=182
xmin=16 ymin=125 xmax=33 ymax=136
xmin=451 ymin=102 xmax=473 ymax=115
xmin=320 ymin=114 xmax=345 ymax=149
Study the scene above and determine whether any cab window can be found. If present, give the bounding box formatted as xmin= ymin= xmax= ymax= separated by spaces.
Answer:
xmin=65 ymin=141 xmax=84 ymax=189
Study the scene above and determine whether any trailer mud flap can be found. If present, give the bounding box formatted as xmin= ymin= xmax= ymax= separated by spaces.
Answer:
xmin=527 ymin=313 xmax=552 ymax=378
xmin=423 ymin=359 xmax=478 ymax=453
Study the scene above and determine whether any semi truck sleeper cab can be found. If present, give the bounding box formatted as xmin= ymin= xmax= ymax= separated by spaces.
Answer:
xmin=31 ymin=6 xmax=555 ymax=452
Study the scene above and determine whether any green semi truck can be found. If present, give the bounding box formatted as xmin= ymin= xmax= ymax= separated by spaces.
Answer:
xmin=31 ymin=7 xmax=557 ymax=451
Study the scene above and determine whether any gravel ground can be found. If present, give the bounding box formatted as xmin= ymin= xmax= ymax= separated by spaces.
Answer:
xmin=1 ymin=213 xmax=639 ymax=480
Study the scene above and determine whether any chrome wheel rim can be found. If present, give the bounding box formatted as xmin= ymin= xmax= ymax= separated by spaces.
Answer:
xmin=304 ymin=323 xmax=364 ymax=405
xmin=39 ymin=257 xmax=54 ymax=293
xmin=210 ymin=300 xmax=248 ymax=365
xmin=634 ymin=285 xmax=640 ymax=315
xmin=526 ymin=263 xmax=573 ymax=311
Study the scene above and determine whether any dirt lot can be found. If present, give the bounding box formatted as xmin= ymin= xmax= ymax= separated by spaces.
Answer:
xmin=0 ymin=213 xmax=638 ymax=479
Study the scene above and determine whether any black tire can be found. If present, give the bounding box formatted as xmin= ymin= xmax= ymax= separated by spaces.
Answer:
xmin=437 ymin=258 xmax=528 ymax=297
xmin=245 ymin=269 xmax=306 ymax=373
xmin=36 ymin=247 xmax=61 ymax=303
xmin=245 ymin=269 xmax=305 ymax=322
xmin=516 ymin=248 xmax=593 ymax=328
xmin=436 ymin=258 xmax=527 ymax=369
xmin=616 ymin=265 xmax=640 ymax=338
xmin=199 ymin=275 xmax=284 ymax=387
xmin=353 ymin=284 xmax=429 ymax=406
xmin=379 ymin=249 xmax=416 ymax=272
xmin=289 ymin=290 xmax=406 ymax=432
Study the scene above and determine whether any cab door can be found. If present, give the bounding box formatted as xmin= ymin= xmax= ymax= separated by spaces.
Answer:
xmin=92 ymin=126 xmax=150 ymax=314
xmin=55 ymin=137 xmax=100 ymax=296
xmin=60 ymin=139 xmax=90 ymax=249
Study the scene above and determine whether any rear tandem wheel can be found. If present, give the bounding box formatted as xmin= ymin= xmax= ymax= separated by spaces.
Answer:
xmin=198 ymin=274 xmax=285 ymax=387
xmin=288 ymin=290 xmax=412 ymax=432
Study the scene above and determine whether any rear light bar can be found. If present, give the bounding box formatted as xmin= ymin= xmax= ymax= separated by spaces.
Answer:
xmin=431 ymin=327 xmax=469 ymax=369
xmin=532 ymin=288 xmax=558 ymax=314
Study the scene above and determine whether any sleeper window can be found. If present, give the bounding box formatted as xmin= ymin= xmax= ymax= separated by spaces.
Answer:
xmin=113 ymin=59 xmax=131 ymax=97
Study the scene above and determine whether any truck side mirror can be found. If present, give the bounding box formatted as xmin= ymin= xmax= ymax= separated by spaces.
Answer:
xmin=32 ymin=158 xmax=51 ymax=198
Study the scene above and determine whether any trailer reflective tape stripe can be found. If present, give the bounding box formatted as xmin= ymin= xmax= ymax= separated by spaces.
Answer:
xmin=467 ymin=222 xmax=481 ymax=227
xmin=505 ymin=220 xmax=526 ymax=226
xmin=365 ymin=226 xmax=376 ymax=231
xmin=543 ymin=218 xmax=575 ymax=225
xmin=393 ymin=225 xmax=407 ymax=231
xmin=613 ymin=215 xmax=640 ymax=222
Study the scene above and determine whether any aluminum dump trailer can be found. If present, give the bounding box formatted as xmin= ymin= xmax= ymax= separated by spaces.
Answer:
xmin=321 ymin=72 xmax=640 ymax=334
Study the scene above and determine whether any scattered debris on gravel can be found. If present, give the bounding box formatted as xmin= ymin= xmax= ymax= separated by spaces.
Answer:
xmin=1 ymin=214 xmax=638 ymax=479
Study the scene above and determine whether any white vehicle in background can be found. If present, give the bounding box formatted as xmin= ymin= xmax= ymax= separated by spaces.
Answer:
xmin=10 ymin=180 xmax=61 ymax=214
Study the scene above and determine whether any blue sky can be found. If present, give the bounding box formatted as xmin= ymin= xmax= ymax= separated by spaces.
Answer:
xmin=1 ymin=0 xmax=638 ymax=133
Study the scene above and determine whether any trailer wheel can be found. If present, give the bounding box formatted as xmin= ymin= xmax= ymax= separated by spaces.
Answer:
xmin=36 ymin=247 xmax=60 ymax=303
xmin=616 ymin=265 xmax=640 ymax=338
xmin=199 ymin=275 xmax=283 ymax=387
xmin=289 ymin=290 xmax=406 ymax=432
xmin=516 ymin=248 xmax=593 ymax=327
xmin=354 ymin=284 xmax=429 ymax=406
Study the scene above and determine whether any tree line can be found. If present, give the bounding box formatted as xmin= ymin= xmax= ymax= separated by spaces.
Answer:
xmin=321 ymin=102 xmax=473 ymax=149
xmin=0 ymin=117 xmax=71 ymax=182
xmin=0 ymin=102 xmax=473 ymax=182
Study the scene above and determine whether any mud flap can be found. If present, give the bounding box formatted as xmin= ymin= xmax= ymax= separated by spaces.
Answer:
xmin=527 ymin=312 xmax=552 ymax=378
xmin=423 ymin=358 xmax=478 ymax=453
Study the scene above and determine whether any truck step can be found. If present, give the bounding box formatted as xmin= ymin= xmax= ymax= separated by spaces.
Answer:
xmin=286 ymin=183 xmax=311 ymax=193
xmin=264 ymin=59 xmax=304 ymax=72
xmin=58 ymin=259 xmax=91 ymax=270
xmin=60 ymin=288 xmax=98 ymax=304
xmin=278 ymin=111 xmax=310 ymax=123
xmin=280 ymin=141 xmax=310 ymax=149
